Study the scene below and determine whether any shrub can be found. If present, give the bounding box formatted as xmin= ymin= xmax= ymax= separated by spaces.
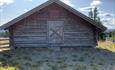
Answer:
xmin=75 ymin=64 xmax=87 ymax=70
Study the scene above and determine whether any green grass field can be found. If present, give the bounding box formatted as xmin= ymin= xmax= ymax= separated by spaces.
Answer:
xmin=0 ymin=48 xmax=115 ymax=70
xmin=0 ymin=38 xmax=115 ymax=70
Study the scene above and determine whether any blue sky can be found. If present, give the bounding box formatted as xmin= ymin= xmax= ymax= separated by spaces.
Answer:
xmin=0 ymin=0 xmax=115 ymax=29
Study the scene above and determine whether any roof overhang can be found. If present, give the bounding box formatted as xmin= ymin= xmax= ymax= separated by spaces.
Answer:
xmin=0 ymin=0 xmax=106 ymax=31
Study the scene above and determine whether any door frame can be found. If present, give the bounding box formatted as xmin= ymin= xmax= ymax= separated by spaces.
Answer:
xmin=47 ymin=20 xmax=64 ymax=46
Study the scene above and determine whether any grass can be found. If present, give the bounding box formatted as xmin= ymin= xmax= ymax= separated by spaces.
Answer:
xmin=0 ymin=38 xmax=115 ymax=70
xmin=97 ymin=41 xmax=115 ymax=52
xmin=0 ymin=66 xmax=17 ymax=70
xmin=0 ymin=48 xmax=114 ymax=70
xmin=75 ymin=64 xmax=87 ymax=70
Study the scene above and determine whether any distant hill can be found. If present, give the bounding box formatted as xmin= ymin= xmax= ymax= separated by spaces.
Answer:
xmin=106 ymin=29 xmax=115 ymax=32
xmin=0 ymin=30 xmax=5 ymax=33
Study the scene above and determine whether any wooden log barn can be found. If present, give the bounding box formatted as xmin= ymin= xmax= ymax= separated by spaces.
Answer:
xmin=0 ymin=0 xmax=106 ymax=48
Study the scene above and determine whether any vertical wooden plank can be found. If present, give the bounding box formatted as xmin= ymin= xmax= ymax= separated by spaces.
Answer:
xmin=47 ymin=21 xmax=64 ymax=44
xmin=9 ymin=27 xmax=14 ymax=48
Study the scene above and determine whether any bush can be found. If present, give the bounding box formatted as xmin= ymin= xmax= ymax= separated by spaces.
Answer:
xmin=75 ymin=64 xmax=87 ymax=70
xmin=0 ymin=30 xmax=9 ymax=37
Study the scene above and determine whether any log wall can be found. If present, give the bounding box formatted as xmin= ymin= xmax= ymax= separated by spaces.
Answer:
xmin=10 ymin=3 xmax=97 ymax=47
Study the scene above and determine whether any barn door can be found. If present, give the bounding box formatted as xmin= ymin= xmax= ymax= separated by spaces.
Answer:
xmin=47 ymin=21 xmax=64 ymax=44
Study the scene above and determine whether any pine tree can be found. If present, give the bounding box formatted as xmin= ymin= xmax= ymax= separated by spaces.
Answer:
xmin=89 ymin=8 xmax=93 ymax=18
xmin=94 ymin=7 xmax=98 ymax=21
xmin=89 ymin=7 xmax=105 ymax=40
xmin=89 ymin=7 xmax=101 ymax=23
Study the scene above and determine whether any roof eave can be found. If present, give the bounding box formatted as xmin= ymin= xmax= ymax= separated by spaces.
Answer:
xmin=0 ymin=0 xmax=106 ymax=32
xmin=0 ymin=0 xmax=53 ymax=29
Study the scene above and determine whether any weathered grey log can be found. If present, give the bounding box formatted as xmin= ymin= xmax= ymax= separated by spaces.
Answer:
xmin=0 ymin=0 xmax=106 ymax=47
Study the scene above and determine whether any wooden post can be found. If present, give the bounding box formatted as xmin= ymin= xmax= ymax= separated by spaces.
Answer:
xmin=9 ymin=27 xmax=14 ymax=48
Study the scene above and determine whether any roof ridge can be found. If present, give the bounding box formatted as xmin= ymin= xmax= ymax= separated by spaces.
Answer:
xmin=0 ymin=0 xmax=106 ymax=31
xmin=49 ymin=0 xmax=60 ymax=1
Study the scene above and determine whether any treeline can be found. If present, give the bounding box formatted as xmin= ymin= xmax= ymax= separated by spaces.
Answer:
xmin=99 ymin=32 xmax=115 ymax=41
xmin=0 ymin=31 xmax=9 ymax=37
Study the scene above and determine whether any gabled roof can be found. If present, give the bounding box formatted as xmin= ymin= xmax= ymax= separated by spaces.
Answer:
xmin=0 ymin=0 xmax=106 ymax=31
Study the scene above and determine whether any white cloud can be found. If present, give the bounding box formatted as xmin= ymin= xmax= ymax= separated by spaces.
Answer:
xmin=28 ymin=0 xmax=33 ymax=2
xmin=79 ymin=6 xmax=92 ymax=12
xmin=112 ymin=19 xmax=115 ymax=25
xmin=23 ymin=9 xmax=28 ymax=12
xmin=90 ymin=0 xmax=102 ymax=6
xmin=79 ymin=6 xmax=115 ymax=29
xmin=79 ymin=0 xmax=102 ymax=12
xmin=103 ymin=22 xmax=115 ymax=29
xmin=0 ymin=19 xmax=7 ymax=26
xmin=0 ymin=0 xmax=14 ymax=6
xmin=101 ymin=14 xmax=115 ymax=29
xmin=61 ymin=0 xmax=74 ymax=7
xmin=78 ymin=0 xmax=115 ymax=29
xmin=98 ymin=11 xmax=114 ymax=16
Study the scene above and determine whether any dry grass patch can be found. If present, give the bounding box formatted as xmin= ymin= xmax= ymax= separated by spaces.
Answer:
xmin=98 ymin=41 xmax=115 ymax=52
